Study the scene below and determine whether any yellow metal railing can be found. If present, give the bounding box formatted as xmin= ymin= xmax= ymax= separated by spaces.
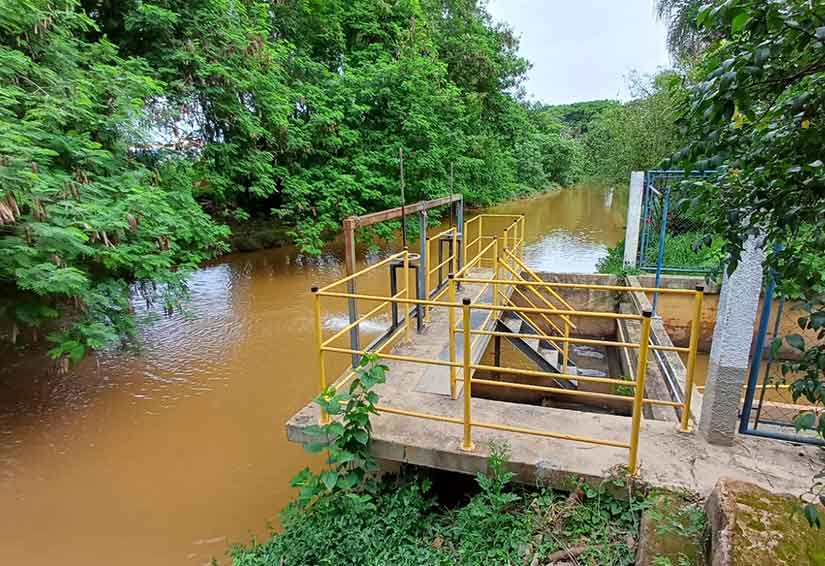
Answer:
xmin=424 ymin=226 xmax=459 ymax=322
xmin=310 ymin=213 xmax=702 ymax=475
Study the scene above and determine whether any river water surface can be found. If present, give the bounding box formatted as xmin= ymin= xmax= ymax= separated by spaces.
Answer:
xmin=0 ymin=183 xmax=625 ymax=565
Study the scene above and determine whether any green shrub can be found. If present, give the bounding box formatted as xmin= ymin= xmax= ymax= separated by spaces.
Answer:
xmin=231 ymin=369 xmax=651 ymax=566
xmin=597 ymin=234 xmax=723 ymax=276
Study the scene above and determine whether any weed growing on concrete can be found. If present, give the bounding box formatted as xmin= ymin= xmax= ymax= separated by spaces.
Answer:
xmin=232 ymin=454 xmax=653 ymax=565
xmin=290 ymin=353 xmax=387 ymax=505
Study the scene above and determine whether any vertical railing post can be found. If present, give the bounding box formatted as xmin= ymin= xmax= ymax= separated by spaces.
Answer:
xmin=492 ymin=238 xmax=499 ymax=311
xmin=652 ymin=188 xmax=671 ymax=315
xmin=419 ymin=210 xmax=428 ymax=326
xmin=312 ymin=286 xmax=329 ymax=424
xmin=462 ymin=219 xmax=468 ymax=271
xmin=403 ymin=248 xmax=411 ymax=341
xmin=562 ymin=321 xmax=570 ymax=373
xmin=680 ymin=285 xmax=704 ymax=432
xmin=424 ymin=236 xmax=432 ymax=323
xmin=448 ymin=274 xmax=457 ymax=400
xmin=628 ymin=309 xmax=652 ymax=474
xmin=456 ymin=196 xmax=464 ymax=273
xmin=451 ymin=227 xmax=458 ymax=276
xmin=478 ymin=216 xmax=483 ymax=262
xmin=739 ymin=274 xmax=775 ymax=434
xmin=342 ymin=217 xmax=360 ymax=368
xmin=461 ymin=297 xmax=474 ymax=451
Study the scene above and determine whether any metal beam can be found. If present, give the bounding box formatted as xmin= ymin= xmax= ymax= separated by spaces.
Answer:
xmin=342 ymin=217 xmax=360 ymax=368
xmin=346 ymin=195 xmax=462 ymax=228
xmin=418 ymin=210 xmax=427 ymax=329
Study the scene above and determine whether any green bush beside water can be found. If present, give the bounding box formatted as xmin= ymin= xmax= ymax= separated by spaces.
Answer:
xmin=597 ymin=233 xmax=723 ymax=276
xmin=232 ymin=456 xmax=650 ymax=566
xmin=231 ymin=359 xmax=652 ymax=566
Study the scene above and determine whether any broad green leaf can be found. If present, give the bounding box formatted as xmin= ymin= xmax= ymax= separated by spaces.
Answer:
xmin=320 ymin=470 xmax=338 ymax=491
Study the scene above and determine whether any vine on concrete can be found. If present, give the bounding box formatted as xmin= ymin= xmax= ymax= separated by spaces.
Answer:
xmin=290 ymin=354 xmax=387 ymax=505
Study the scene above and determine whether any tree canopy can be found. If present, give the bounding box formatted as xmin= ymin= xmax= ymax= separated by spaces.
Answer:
xmin=0 ymin=0 xmax=227 ymax=365
xmin=667 ymin=0 xmax=825 ymax=516
xmin=1 ymin=0 xmax=594 ymax=359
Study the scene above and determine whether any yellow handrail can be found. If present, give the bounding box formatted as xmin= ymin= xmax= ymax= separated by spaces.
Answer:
xmin=501 ymin=288 xmax=566 ymax=354
xmin=497 ymin=259 xmax=578 ymax=330
xmin=680 ymin=286 xmax=704 ymax=431
xmin=424 ymin=228 xmax=457 ymax=323
xmin=310 ymin=212 xmax=698 ymax=476
xmin=321 ymin=288 xmax=405 ymax=347
xmin=628 ymin=313 xmax=652 ymax=473
xmin=469 ymin=326 xmax=689 ymax=353
xmin=455 ymin=238 xmax=497 ymax=278
xmin=317 ymin=251 xmax=406 ymax=293
xmin=505 ymin=249 xmax=580 ymax=314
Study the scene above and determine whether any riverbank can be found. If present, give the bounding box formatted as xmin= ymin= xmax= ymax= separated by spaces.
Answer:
xmin=223 ymin=185 xmax=573 ymax=254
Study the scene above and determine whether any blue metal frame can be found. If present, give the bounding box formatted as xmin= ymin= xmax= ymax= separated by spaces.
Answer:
xmin=739 ymin=275 xmax=776 ymax=433
xmin=738 ymin=273 xmax=825 ymax=446
xmin=638 ymin=170 xmax=716 ymax=273
xmin=639 ymin=170 xmax=716 ymax=314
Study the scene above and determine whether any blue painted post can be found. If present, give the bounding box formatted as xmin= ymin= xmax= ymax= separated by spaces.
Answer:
xmin=651 ymin=187 xmax=671 ymax=314
xmin=753 ymin=297 xmax=785 ymax=428
xmin=739 ymin=275 xmax=776 ymax=433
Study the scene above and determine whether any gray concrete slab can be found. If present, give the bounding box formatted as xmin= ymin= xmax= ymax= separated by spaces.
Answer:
xmin=289 ymin=270 xmax=821 ymax=499
xmin=414 ymin=276 xmax=501 ymax=395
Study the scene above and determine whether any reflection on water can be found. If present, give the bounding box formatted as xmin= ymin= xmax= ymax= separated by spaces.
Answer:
xmin=0 ymin=183 xmax=625 ymax=566
xmin=484 ymin=184 xmax=626 ymax=272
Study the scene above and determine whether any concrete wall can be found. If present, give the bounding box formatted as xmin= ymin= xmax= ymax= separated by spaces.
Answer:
xmin=518 ymin=272 xmax=622 ymax=338
xmin=636 ymin=274 xmax=814 ymax=358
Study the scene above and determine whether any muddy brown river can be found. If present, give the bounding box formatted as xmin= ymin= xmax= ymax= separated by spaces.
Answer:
xmin=0 ymin=184 xmax=626 ymax=565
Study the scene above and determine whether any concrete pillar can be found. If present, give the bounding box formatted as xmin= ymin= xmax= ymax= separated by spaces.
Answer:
xmin=699 ymin=235 xmax=765 ymax=445
xmin=623 ymin=172 xmax=644 ymax=267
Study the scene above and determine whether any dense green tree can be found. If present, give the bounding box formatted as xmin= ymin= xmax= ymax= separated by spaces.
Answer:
xmin=581 ymin=71 xmax=686 ymax=182
xmin=541 ymin=100 xmax=619 ymax=138
xmin=671 ymin=0 xmax=825 ymax=520
xmin=2 ymin=0 xmax=590 ymax=355
xmin=79 ymin=0 xmax=582 ymax=253
xmin=0 ymin=0 xmax=227 ymax=364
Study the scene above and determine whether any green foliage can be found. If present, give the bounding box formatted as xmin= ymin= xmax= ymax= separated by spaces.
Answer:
xmin=233 ymin=464 xmax=651 ymax=566
xmin=0 ymin=0 xmax=227 ymax=363
xmin=453 ymin=441 xmax=530 ymax=563
xmin=2 ymin=0 xmax=597 ymax=356
xmin=596 ymin=239 xmax=640 ymax=277
xmin=670 ymin=0 xmax=825 ymax=526
xmin=597 ymin=234 xmax=721 ymax=277
xmin=542 ymin=99 xmax=620 ymax=138
xmin=582 ymin=71 xmax=686 ymax=182
xmin=234 ymin=378 xmax=649 ymax=565
xmin=291 ymin=354 xmax=387 ymax=503
xmin=81 ymin=0 xmax=584 ymax=256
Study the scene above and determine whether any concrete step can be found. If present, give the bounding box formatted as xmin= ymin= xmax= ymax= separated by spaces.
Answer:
xmin=518 ymin=319 xmax=540 ymax=351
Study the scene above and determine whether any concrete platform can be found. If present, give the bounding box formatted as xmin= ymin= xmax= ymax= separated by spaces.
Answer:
xmin=288 ymin=278 xmax=823 ymax=498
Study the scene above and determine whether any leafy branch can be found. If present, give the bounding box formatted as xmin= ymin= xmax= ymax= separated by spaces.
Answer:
xmin=290 ymin=354 xmax=387 ymax=505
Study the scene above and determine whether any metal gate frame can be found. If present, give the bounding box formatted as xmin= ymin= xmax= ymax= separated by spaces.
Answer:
xmin=638 ymin=170 xmax=716 ymax=313
xmin=739 ymin=275 xmax=825 ymax=445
